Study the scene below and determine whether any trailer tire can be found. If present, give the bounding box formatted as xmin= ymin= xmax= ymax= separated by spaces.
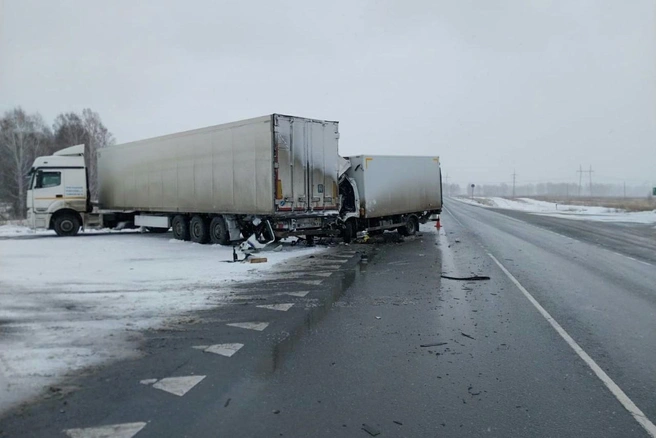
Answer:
xmin=209 ymin=217 xmax=230 ymax=245
xmin=172 ymin=215 xmax=190 ymax=241
xmin=53 ymin=213 xmax=81 ymax=237
xmin=399 ymin=216 xmax=418 ymax=236
xmin=190 ymin=215 xmax=210 ymax=244
xmin=342 ymin=220 xmax=356 ymax=244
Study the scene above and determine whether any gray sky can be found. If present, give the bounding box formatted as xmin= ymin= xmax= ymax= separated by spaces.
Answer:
xmin=1 ymin=0 xmax=654 ymax=186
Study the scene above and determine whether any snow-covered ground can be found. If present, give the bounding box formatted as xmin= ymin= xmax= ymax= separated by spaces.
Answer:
xmin=0 ymin=232 xmax=323 ymax=414
xmin=453 ymin=197 xmax=656 ymax=224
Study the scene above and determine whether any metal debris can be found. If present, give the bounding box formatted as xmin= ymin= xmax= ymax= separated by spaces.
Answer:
xmin=361 ymin=424 xmax=381 ymax=436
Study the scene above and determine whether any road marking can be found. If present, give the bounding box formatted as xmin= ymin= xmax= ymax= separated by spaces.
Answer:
xmin=257 ymin=303 xmax=295 ymax=311
xmin=443 ymin=207 xmax=464 ymax=227
xmin=139 ymin=378 xmax=158 ymax=385
xmin=152 ymin=375 xmax=206 ymax=397
xmin=285 ymin=291 xmax=310 ymax=297
xmin=227 ymin=321 xmax=269 ymax=331
xmin=295 ymin=280 xmax=323 ymax=286
xmin=306 ymin=272 xmax=332 ymax=277
xmin=64 ymin=422 xmax=147 ymax=438
xmin=487 ymin=252 xmax=656 ymax=438
xmin=193 ymin=343 xmax=244 ymax=357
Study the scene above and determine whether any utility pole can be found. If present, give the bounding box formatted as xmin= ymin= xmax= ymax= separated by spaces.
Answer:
xmin=623 ymin=181 xmax=626 ymax=199
xmin=512 ymin=170 xmax=517 ymax=198
xmin=577 ymin=165 xmax=583 ymax=197
xmin=588 ymin=165 xmax=594 ymax=197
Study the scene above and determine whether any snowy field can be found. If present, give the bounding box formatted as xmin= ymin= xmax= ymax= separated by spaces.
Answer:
xmin=453 ymin=197 xmax=656 ymax=224
xmin=0 ymin=232 xmax=323 ymax=414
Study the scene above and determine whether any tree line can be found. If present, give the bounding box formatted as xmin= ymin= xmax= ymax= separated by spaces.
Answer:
xmin=447 ymin=182 xmax=654 ymax=198
xmin=0 ymin=107 xmax=114 ymax=220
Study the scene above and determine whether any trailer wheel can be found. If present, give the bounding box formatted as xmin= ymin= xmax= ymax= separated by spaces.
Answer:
xmin=172 ymin=215 xmax=190 ymax=241
xmin=209 ymin=217 xmax=230 ymax=245
xmin=53 ymin=213 xmax=81 ymax=237
xmin=399 ymin=216 xmax=418 ymax=236
xmin=342 ymin=220 xmax=356 ymax=244
xmin=190 ymin=216 xmax=210 ymax=244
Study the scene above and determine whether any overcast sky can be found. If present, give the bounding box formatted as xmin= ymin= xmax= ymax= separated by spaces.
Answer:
xmin=1 ymin=0 xmax=654 ymax=186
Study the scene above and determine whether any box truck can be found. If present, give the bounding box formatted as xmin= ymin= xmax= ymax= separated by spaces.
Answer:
xmin=26 ymin=114 xmax=442 ymax=244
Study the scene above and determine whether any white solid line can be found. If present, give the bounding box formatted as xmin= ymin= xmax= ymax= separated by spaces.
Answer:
xmin=257 ymin=303 xmax=295 ymax=311
xmin=64 ymin=422 xmax=147 ymax=438
xmin=443 ymin=207 xmax=465 ymax=227
xmin=226 ymin=321 xmax=270 ymax=331
xmin=487 ymin=252 xmax=656 ymax=438
xmin=195 ymin=343 xmax=244 ymax=357
xmin=152 ymin=375 xmax=206 ymax=397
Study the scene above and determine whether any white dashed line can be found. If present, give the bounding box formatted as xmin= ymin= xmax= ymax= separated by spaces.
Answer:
xmin=487 ymin=252 xmax=656 ymax=438
xmin=151 ymin=375 xmax=206 ymax=397
xmin=257 ymin=303 xmax=295 ymax=311
xmin=295 ymin=280 xmax=323 ymax=286
xmin=306 ymin=272 xmax=333 ymax=277
xmin=64 ymin=422 xmax=147 ymax=438
xmin=226 ymin=322 xmax=270 ymax=331
xmin=193 ymin=343 xmax=244 ymax=357
xmin=284 ymin=291 xmax=310 ymax=297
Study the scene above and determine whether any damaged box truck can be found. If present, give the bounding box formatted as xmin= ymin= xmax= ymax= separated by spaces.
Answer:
xmin=26 ymin=114 xmax=442 ymax=244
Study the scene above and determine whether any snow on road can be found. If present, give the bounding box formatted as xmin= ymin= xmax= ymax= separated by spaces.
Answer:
xmin=453 ymin=197 xmax=656 ymax=224
xmin=0 ymin=232 xmax=322 ymax=414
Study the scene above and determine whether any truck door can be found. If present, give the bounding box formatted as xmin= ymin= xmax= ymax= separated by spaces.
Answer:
xmin=273 ymin=115 xmax=339 ymax=213
xmin=30 ymin=169 xmax=64 ymax=228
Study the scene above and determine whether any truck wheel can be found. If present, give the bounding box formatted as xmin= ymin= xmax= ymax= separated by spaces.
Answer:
xmin=190 ymin=216 xmax=210 ymax=244
xmin=172 ymin=215 xmax=190 ymax=241
xmin=399 ymin=216 xmax=418 ymax=236
xmin=53 ymin=213 xmax=81 ymax=237
xmin=209 ymin=217 xmax=230 ymax=245
xmin=342 ymin=220 xmax=356 ymax=244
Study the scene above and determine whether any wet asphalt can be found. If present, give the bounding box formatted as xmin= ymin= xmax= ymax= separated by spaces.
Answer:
xmin=1 ymin=200 xmax=655 ymax=437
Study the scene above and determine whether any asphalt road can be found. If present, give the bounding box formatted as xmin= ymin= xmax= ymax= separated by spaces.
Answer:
xmin=1 ymin=201 xmax=655 ymax=437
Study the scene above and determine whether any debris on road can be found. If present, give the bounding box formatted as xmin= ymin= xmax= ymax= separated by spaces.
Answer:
xmin=375 ymin=316 xmax=382 ymax=320
xmin=362 ymin=423 xmax=381 ymax=436
xmin=461 ymin=332 xmax=476 ymax=340
xmin=249 ymin=257 xmax=268 ymax=264
xmin=393 ymin=420 xmax=403 ymax=426
xmin=420 ymin=342 xmax=448 ymax=348
xmin=441 ymin=275 xmax=490 ymax=281
xmin=224 ymin=398 xmax=231 ymax=408
xmin=273 ymin=409 xmax=281 ymax=414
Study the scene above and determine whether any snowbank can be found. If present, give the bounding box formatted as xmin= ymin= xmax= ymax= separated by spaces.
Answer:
xmin=453 ymin=197 xmax=656 ymax=224
xmin=0 ymin=233 xmax=323 ymax=414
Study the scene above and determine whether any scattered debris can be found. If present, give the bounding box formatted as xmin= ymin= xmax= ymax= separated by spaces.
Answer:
xmin=224 ymin=398 xmax=231 ymax=408
xmin=393 ymin=420 xmax=403 ymax=426
xmin=461 ymin=332 xmax=476 ymax=340
xmin=249 ymin=257 xmax=268 ymax=264
xmin=272 ymin=245 xmax=283 ymax=252
xmin=441 ymin=275 xmax=490 ymax=281
xmin=420 ymin=342 xmax=448 ymax=348
xmin=273 ymin=409 xmax=281 ymax=414
xmin=375 ymin=316 xmax=382 ymax=320
xmin=362 ymin=424 xmax=381 ymax=436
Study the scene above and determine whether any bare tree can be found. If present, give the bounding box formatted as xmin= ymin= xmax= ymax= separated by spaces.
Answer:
xmin=0 ymin=108 xmax=52 ymax=218
xmin=53 ymin=109 xmax=114 ymax=200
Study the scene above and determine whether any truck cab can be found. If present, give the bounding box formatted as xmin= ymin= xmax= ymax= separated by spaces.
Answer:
xmin=27 ymin=144 xmax=90 ymax=236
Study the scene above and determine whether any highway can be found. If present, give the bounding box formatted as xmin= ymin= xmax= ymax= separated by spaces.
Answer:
xmin=1 ymin=200 xmax=655 ymax=437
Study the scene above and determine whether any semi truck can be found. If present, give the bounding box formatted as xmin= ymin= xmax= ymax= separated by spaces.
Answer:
xmin=26 ymin=114 xmax=442 ymax=244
